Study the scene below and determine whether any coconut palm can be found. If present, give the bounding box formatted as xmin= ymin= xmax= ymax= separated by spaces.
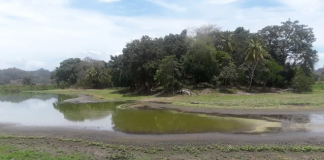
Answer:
xmin=245 ymin=39 xmax=268 ymax=90
xmin=221 ymin=34 xmax=236 ymax=52
xmin=85 ymin=67 xmax=111 ymax=89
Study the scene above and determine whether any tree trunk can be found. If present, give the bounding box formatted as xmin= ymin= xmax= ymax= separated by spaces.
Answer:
xmin=248 ymin=62 xmax=258 ymax=90
xmin=172 ymin=69 xmax=175 ymax=94
xmin=262 ymin=79 xmax=267 ymax=90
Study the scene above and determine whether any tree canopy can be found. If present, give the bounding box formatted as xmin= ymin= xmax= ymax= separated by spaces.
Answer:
xmin=49 ymin=19 xmax=318 ymax=92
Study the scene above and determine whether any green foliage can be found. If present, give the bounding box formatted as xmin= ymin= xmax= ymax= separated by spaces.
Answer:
xmin=45 ymin=19 xmax=318 ymax=92
xmin=85 ymin=67 xmax=112 ymax=89
xmin=51 ymin=57 xmax=111 ymax=89
xmin=183 ymin=41 xmax=233 ymax=85
xmin=154 ymin=55 xmax=181 ymax=91
xmin=121 ymin=36 xmax=163 ymax=92
xmin=0 ymin=84 xmax=58 ymax=93
xmin=244 ymin=39 xmax=268 ymax=89
xmin=292 ymin=68 xmax=315 ymax=93
xmin=245 ymin=39 xmax=267 ymax=63
xmin=260 ymin=19 xmax=318 ymax=81
xmin=22 ymin=77 xmax=34 ymax=85
xmin=51 ymin=58 xmax=81 ymax=85
xmin=255 ymin=59 xmax=284 ymax=87
xmin=219 ymin=63 xmax=237 ymax=86
xmin=58 ymin=81 xmax=69 ymax=89
xmin=220 ymin=32 xmax=236 ymax=52
xmin=0 ymin=144 xmax=87 ymax=160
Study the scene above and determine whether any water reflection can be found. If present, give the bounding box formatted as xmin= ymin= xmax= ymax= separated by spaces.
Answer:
xmin=0 ymin=93 xmax=64 ymax=103
xmin=53 ymin=102 xmax=123 ymax=122
xmin=4 ymin=94 xmax=317 ymax=134
xmin=111 ymin=109 xmax=258 ymax=134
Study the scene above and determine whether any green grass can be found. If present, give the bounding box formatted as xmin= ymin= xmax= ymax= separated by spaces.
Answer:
xmin=35 ymin=88 xmax=157 ymax=101
xmin=34 ymin=84 xmax=324 ymax=110
xmin=0 ymin=144 xmax=88 ymax=160
xmin=1 ymin=135 xmax=324 ymax=160
xmin=0 ymin=84 xmax=58 ymax=93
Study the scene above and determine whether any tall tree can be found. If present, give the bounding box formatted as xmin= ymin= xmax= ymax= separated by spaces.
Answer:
xmin=51 ymin=58 xmax=81 ymax=85
xmin=221 ymin=32 xmax=236 ymax=53
xmin=22 ymin=77 xmax=34 ymax=85
xmin=163 ymin=30 xmax=189 ymax=60
xmin=154 ymin=55 xmax=181 ymax=92
xmin=231 ymin=27 xmax=251 ymax=66
xmin=122 ymin=36 xmax=163 ymax=92
xmin=183 ymin=41 xmax=233 ymax=85
xmin=259 ymin=19 xmax=318 ymax=77
xmin=245 ymin=39 xmax=268 ymax=89
xmin=85 ymin=67 xmax=112 ymax=89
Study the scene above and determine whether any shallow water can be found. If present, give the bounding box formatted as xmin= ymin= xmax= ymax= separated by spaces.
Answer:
xmin=0 ymin=94 xmax=309 ymax=134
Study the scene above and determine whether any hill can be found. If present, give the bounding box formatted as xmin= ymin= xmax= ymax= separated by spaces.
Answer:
xmin=316 ymin=66 xmax=324 ymax=75
xmin=0 ymin=68 xmax=53 ymax=85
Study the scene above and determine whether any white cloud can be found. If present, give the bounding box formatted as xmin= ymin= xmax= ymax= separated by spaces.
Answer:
xmin=278 ymin=0 xmax=323 ymax=12
xmin=0 ymin=0 xmax=323 ymax=70
xmin=319 ymin=53 xmax=324 ymax=58
xmin=25 ymin=61 xmax=45 ymax=69
xmin=204 ymin=0 xmax=238 ymax=5
xmin=98 ymin=0 xmax=121 ymax=3
xmin=145 ymin=0 xmax=187 ymax=12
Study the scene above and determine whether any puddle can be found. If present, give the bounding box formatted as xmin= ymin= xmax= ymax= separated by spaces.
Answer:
xmin=0 ymin=94 xmax=283 ymax=134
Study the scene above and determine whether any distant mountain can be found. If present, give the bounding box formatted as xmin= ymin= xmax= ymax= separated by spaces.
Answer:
xmin=0 ymin=68 xmax=54 ymax=85
xmin=315 ymin=67 xmax=324 ymax=75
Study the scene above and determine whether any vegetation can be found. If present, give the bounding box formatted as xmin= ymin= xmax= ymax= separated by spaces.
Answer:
xmin=1 ymin=135 xmax=324 ymax=160
xmin=37 ymin=83 xmax=324 ymax=109
xmin=0 ymin=84 xmax=58 ymax=93
xmin=48 ymin=19 xmax=318 ymax=93
xmin=50 ymin=57 xmax=112 ymax=89
xmin=0 ymin=145 xmax=87 ymax=160
xmin=0 ymin=68 xmax=53 ymax=85
xmin=22 ymin=77 xmax=34 ymax=85
xmin=292 ymin=68 xmax=315 ymax=93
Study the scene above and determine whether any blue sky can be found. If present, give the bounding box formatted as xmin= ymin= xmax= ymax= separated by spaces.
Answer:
xmin=0 ymin=0 xmax=323 ymax=71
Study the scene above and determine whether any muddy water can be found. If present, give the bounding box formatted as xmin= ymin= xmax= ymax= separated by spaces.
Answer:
xmin=1 ymin=94 xmax=321 ymax=134
xmin=266 ymin=114 xmax=324 ymax=133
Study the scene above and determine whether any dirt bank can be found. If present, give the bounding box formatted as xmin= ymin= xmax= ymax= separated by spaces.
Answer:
xmin=62 ymin=94 xmax=107 ymax=103
xmin=1 ymin=94 xmax=323 ymax=146
xmin=63 ymin=94 xmax=324 ymax=115
xmin=1 ymin=123 xmax=324 ymax=146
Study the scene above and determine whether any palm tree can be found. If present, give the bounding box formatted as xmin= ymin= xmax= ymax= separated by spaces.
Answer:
xmin=245 ymin=39 xmax=268 ymax=90
xmin=221 ymin=33 xmax=236 ymax=52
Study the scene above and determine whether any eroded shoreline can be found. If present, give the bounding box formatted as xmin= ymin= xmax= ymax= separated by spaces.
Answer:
xmin=1 ymin=94 xmax=324 ymax=146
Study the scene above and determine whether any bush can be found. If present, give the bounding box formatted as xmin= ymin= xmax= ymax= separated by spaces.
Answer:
xmin=292 ymin=69 xmax=315 ymax=93
xmin=58 ymin=81 xmax=69 ymax=89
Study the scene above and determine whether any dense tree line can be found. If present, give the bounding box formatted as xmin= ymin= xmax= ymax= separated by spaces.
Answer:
xmin=51 ymin=57 xmax=112 ymax=89
xmin=52 ymin=19 xmax=318 ymax=92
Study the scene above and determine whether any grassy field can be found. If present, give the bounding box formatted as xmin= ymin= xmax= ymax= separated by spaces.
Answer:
xmin=1 ymin=135 xmax=324 ymax=160
xmin=34 ymin=83 xmax=324 ymax=110
xmin=0 ymin=144 xmax=88 ymax=160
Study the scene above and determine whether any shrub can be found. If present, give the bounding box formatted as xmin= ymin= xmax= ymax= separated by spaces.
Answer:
xmin=58 ymin=81 xmax=69 ymax=89
xmin=292 ymin=69 xmax=315 ymax=93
